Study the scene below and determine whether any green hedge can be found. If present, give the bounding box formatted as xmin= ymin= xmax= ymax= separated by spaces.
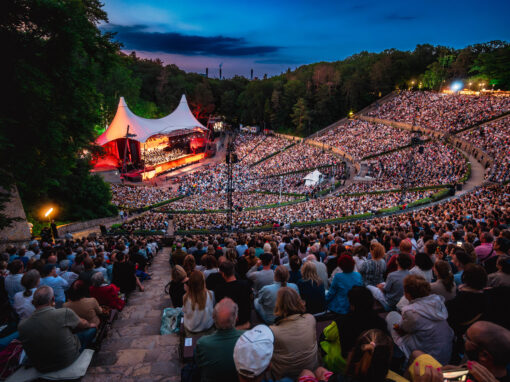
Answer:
xmin=458 ymin=161 xmax=471 ymax=184
xmin=361 ymin=138 xmax=431 ymax=160
xmin=265 ymin=163 xmax=339 ymax=178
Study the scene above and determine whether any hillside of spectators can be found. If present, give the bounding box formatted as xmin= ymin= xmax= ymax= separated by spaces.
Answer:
xmin=367 ymin=90 xmax=510 ymax=133
xmin=110 ymin=184 xmax=179 ymax=209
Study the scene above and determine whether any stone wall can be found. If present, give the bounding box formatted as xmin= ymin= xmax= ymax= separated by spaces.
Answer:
xmin=0 ymin=186 xmax=31 ymax=251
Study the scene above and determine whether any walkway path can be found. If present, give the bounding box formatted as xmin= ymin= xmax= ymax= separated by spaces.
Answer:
xmin=457 ymin=149 xmax=487 ymax=196
xmin=83 ymin=247 xmax=180 ymax=382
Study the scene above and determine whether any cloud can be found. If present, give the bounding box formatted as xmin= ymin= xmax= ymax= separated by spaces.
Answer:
xmin=102 ymin=24 xmax=280 ymax=57
xmin=384 ymin=13 xmax=417 ymax=21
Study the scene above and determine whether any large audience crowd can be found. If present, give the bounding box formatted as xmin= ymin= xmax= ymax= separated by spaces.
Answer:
xmin=234 ymin=133 xmax=294 ymax=165
xmin=254 ymin=142 xmax=340 ymax=176
xmin=367 ymin=90 xmax=510 ymax=133
xmin=110 ymin=184 xmax=178 ymax=209
xmin=172 ymin=190 xmax=436 ymax=230
xmin=364 ymin=142 xmax=466 ymax=191
xmin=315 ymin=120 xmax=410 ymax=160
xmin=0 ymin=234 xmax=161 ymax=376
xmin=163 ymin=182 xmax=510 ymax=382
xmin=458 ymin=116 xmax=510 ymax=183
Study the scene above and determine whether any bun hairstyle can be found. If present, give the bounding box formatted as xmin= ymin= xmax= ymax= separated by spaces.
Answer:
xmin=345 ymin=329 xmax=393 ymax=382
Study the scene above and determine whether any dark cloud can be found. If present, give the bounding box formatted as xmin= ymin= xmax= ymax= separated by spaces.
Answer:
xmin=255 ymin=57 xmax=302 ymax=65
xmin=384 ymin=13 xmax=417 ymax=21
xmin=101 ymin=24 xmax=280 ymax=57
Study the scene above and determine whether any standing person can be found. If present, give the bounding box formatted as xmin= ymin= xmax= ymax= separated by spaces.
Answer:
xmin=326 ymin=255 xmax=363 ymax=315
xmin=182 ymin=270 xmax=215 ymax=334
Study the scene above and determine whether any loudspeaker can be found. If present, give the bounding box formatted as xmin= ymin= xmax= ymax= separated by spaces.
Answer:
xmin=418 ymin=146 xmax=424 ymax=154
xmin=456 ymin=184 xmax=462 ymax=191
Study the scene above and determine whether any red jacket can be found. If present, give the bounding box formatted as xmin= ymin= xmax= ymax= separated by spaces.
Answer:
xmin=89 ymin=284 xmax=125 ymax=311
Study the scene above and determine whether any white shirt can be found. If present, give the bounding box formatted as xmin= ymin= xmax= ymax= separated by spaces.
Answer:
xmin=13 ymin=288 xmax=37 ymax=320
xmin=182 ymin=291 xmax=215 ymax=333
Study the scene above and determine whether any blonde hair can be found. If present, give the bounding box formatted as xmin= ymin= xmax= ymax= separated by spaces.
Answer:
xmin=370 ymin=243 xmax=385 ymax=260
xmin=183 ymin=270 xmax=209 ymax=310
xmin=301 ymin=261 xmax=321 ymax=285
xmin=273 ymin=287 xmax=306 ymax=319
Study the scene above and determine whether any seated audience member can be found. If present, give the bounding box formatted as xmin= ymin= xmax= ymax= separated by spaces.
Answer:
xmin=18 ymin=286 xmax=97 ymax=372
xmin=195 ymin=298 xmax=244 ymax=382
xmin=183 ymin=254 xmax=196 ymax=277
xmin=386 ymin=240 xmax=413 ymax=276
xmin=167 ymin=265 xmax=188 ymax=308
xmin=112 ymin=252 xmax=144 ymax=294
xmin=64 ymin=280 xmax=103 ymax=327
xmin=451 ymin=249 xmax=473 ymax=286
xmin=247 ymin=253 xmax=275 ymax=294
xmin=335 ymin=286 xmax=387 ymax=359
xmin=306 ymin=254 xmax=329 ymax=288
xmin=254 ymin=265 xmax=299 ymax=325
xmin=476 ymin=232 xmax=497 ymax=273
xmin=203 ymin=255 xmax=219 ymax=279
xmin=359 ymin=243 xmax=386 ymax=287
xmin=430 ymin=260 xmax=456 ymax=301
xmin=5 ymin=259 xmax=24 ymax=305
xmin=463 ymin=321 xmax=510 ymax=382
xmin=78 ymin=257 xmax=97 ymax=286
xmin=89 ymin=271 xmax=125 ymax=311
xmin=386 ymin=275 xmax=453 ymax=364
xmin=318 ymin=329 xmax=405 ymax=382
xmin=214 ymin=260 xmax=252 ymax=329
xmin=233 ymin=325 xmax=288 ymax=382
xmin=270 ymin=287 xmax=319 ymax=380
xmin=40 ymin=263 xmax=68 ymax=307
xmin=447 ymin=264 xmax=487 ymax=336
xmin=171 ymin=242 xmax=187 ymax=267
xmin=288 ymin=255 xmax=302 ymax=284
xmin=59 ymin=260 xmax=78 ymax=288
xmin=326 ymin=255 xmax=363 ymax=314
xmin=182 ymin=270 xmax=215 ymax=334
xmin=409 ymin=252 xmax=433 ymax=282
xmin=368 ymin=253 xmax=412 ymax=311
xmin=487 ymin=254 xmax=510 ymax=287
xmin=297 ymin=261 xmax=326 ymax=314
xmin=13 ymin=270 xmax=40 ymax=320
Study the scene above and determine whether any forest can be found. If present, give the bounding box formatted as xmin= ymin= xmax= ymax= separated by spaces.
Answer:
xmin=1 ymin=0 xmax=509 ymax=225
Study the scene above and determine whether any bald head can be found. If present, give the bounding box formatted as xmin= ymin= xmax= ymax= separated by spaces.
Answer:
xmin=213 ymin=298 xmax=238 ymax=330
xmin=468 ymin=321 xmax=510 ymax=366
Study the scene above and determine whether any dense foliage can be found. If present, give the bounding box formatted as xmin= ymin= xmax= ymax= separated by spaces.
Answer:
xmin=0 ymin=0 xmax=508 ymax=228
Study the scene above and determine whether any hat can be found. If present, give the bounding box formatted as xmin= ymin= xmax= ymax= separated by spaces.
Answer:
xmin=234 ymin=325 xmax=274 ymax=378
xmin=172 ymin=265 xmax=187 ymax=281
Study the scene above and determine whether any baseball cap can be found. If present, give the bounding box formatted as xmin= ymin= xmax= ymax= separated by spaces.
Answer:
xmin=234 ymin=325 xmax=274 ymax=378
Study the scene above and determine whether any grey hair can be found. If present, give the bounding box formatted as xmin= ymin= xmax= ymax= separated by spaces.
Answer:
xmin=91 ymin=271 xmax=105 ymax=287
xmin=60 ymin=260 xmax=70 ymax=271
xmin=32 ymin=285 xmax=54 ymax=307
xmin=213 ymin=298 xmax=238 ymax=330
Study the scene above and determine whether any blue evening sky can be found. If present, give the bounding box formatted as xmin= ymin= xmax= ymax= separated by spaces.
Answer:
xmin=101 ymin=0 xmax=510 ymax=78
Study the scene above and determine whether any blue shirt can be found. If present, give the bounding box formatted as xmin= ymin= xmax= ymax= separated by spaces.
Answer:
xmin=40 ymin=276 xmax=68 ymax=304
xmin=236 ymin=244 xmax=248 ymax=257
xmin=255 ymin=282 xmax=299 ymax=324
xmin=454 ymin=270 xmax=463 ymax=286
xmin=4 ymin=274 xmax=24 ymax=305
xmin=326 ymin=272 xmax=363 ymax=314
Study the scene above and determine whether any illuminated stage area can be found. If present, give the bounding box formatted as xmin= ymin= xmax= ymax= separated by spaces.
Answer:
xmin=92 ymin=94 xmax=214 ymax=182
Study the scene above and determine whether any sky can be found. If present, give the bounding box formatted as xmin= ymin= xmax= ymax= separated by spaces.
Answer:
xmin=101 ymin=0 xmax=510 ymax=78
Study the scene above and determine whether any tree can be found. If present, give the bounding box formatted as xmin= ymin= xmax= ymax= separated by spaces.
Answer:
xmin=0 ymin=0 xmax=119 ymax=223
xmin=291 ymin=98 xmax=311 ymax=136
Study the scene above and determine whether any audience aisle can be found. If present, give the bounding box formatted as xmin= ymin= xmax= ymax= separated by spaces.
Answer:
xmin=83 ymin=247 xmax=180 ymax=382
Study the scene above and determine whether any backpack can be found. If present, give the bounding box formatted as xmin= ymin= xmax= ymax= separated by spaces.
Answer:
xmin=0 ymin=339 xmax=23 ymax=379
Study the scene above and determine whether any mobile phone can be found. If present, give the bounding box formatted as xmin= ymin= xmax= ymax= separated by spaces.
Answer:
xmin=442 ymin=367 xmax=469 ymax=381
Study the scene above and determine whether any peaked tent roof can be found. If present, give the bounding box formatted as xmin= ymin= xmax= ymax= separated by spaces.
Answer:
xmin=96 ymin=95 xmax=207 ymax=146
xmin=159 ymin=95 xmax=207 ymax=136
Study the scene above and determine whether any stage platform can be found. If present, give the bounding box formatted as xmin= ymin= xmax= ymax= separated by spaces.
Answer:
xmin=142 ymin=152 xmax=206 ymax=180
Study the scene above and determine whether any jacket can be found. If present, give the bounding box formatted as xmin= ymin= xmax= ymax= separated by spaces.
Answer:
xmin=398 ymin=294 xmax=454 ymax=364
xmin=270 ymin=314 xmax=319 ymax=380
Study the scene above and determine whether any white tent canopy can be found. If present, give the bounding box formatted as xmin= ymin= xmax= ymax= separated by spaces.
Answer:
xmin=304 ymin=169 xmax=323 ymax=186
xmin=96 ymin=95 xmax=207 ymax=146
